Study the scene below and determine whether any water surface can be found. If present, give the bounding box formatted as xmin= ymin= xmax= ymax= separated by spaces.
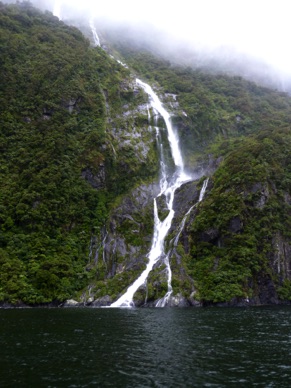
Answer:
xmin=1 ymin=306 xmax=291 ymax=387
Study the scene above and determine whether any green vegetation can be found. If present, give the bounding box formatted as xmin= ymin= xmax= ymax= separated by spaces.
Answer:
xmin=102 ymin=36 xmax=291 ymax=164
xmin=0 ymin=2 xmax=156 ymax=304
xmin=2 ymin=2 xmax=291 ymax=306
xmin=100 ymin=36 xmax=291 ymax=304
xmin=188 ymin=127 xmax=291 ymax=303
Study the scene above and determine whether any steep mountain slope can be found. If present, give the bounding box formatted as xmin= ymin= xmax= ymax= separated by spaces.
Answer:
xmin=1 ymin=2 xmax=291 ymax=306
xmin=0 ymin=2 xmax=158 ymax=304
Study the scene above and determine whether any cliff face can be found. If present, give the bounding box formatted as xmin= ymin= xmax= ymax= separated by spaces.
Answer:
xmin=1 ymin=2 xmax=291 ymax=307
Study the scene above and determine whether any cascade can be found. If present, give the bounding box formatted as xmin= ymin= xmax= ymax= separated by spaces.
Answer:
xmin=110 ymin=79 xmax=191 ymax=308
xmin=89 ymin=19 xmax=101 ymax=47
xmin=155 ymin=178 xmax=209 ymax=307
xmin=173 ymin=204 xmax=196 ymax=248
xmin=199 ymin=178 xmax=209 ymax=202
xmin=173 ymin=178 xmax=209 ymax=248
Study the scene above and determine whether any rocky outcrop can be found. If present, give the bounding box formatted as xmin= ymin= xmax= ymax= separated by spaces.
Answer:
xmin=95 ymin=182 xmax=159 ymax=281
xmin=63 ymin=97 xmax=81 ymax=114
xmin=173 ymin=181 xmax=199 ymax=214
xmin=200 ymin=228 xmax=220 ymax=243
xmin=82 ymin=175 xmax=208 ymax=307
xmin=81 ymin=166 xmax=106 ymax=189
xmin=270 ymin=233 xmax=291 ymax=282
xmin=91 ymin=295 xmax=112 ymax=307
xmin=251 ymin=182 xmax=270 ymax=209
xmin=62 ymin=299 xmax=82 ymax=307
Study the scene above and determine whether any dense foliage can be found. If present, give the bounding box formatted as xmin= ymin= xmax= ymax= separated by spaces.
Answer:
xmin=102 ymin=33 xmax=291 ymax=164
xmin=0 ymin=2 xmax=156 ymax=304
xmin=188 ymin=127 xmax=291 ymax=302
xmin=2 ymin=3 xmax=291 ymax=306
xmin=101 ymin=32 xmax=291 ymax=304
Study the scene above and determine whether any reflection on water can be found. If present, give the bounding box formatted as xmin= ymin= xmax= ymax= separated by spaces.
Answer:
xmin=0 ymin=307 xmax=291 ymax=386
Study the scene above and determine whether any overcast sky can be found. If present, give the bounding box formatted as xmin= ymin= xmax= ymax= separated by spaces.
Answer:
xmin=41 ymin=0 xmax=290 ymax=76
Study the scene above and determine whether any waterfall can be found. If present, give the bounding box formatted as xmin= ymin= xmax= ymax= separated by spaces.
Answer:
xmin=172 ymin=178 xmax=209 ymax=248
xmin=110 ymin=79 xmax=191 ymax=308
xmin=156 ymin=178 xmax=209 ymax=307
xmin=199 ymin=178 xmax=209 ymax=202
xmin=136 ymin=79 xmax=185 ymax=172
xmin=89 ymin=19 xmax=101 ymax=47
xmin=173 ymin=204 xmax=196 ymax=248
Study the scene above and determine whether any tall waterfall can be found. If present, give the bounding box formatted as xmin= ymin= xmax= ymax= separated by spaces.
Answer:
xmin=110 ymin=79 xmax=191 ymax=307
xmin=89 ymin=19 xmax=101 ymax=47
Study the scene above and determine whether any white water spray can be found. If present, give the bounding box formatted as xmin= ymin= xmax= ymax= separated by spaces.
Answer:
xmin=89 ymin=19 xmax=101 ymax=47
xmin=110 ymin=79 xmax=191 ymax=308
xmin=156 ymin=177 xmax=209 ymax=307
xmin=173 ymin=178 xmax=209 ymax=247
xmin=136 ymin=80 xmax=185 ymax=172
xmin=199 ymin=178 xmax=209 ymax=202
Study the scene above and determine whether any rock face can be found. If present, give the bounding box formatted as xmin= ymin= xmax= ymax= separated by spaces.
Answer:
xmin=83 ymin=174 xmax=206 ymax=307
xmin=271 ymin=233 xmax=291 ymax=281
xmin=255 ymin=232 xmax=291 ymax=305
xmin=84 ymin=182 xmax=160 ymax=305
xmin=173 ymin=181 xmax=200 ymax=215
xmin=74 ymin=150 xmax=291 ymax=308
xmin=103 ymin=182 xmax=159 ymax=274
xmin=91 ymin=295 xmax=112 ymax=307
xmin=62 ymin=299 xmax=82 ymax=307
xmin=62 ymin=154 xmax=291 ymax=308
xmin=81 ymin=166 xmax=105 ymax=189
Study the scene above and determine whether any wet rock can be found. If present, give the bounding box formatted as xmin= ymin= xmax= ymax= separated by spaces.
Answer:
xmin=63 ymin=299 xmax=82 ymax=307
xmin=133 ymin=284 xmax=148 ymax=306
xmin=284 ymin=192 xmax=291 ymax=205
xmin=100 ymin=182 xmax=158 ymax=279
xmin=205 ymin=297 xmax=251 ymax=307
xmin=270 ymin=233 xmax=291 ymax=280
xmin=170 ymin=180 xmax=200 ymax=235
xmin=167 ymin=293 xmax=190 ymax=307
xmin=229 ymin=216 xmax=243 ymax=233
xmin=256 ymin=273 xmax=279 ymax=305
xmin=63 ymin=98 xmax=80 ymax=113
xmin=156 ymin=194 xmax=169 ymax=221
xmin=253 ymin=184 xmax=269 ymax=209
xmin=188 ymin=291 xmax=202 ymax=307
xmin=200 ymin=228 xmax=220 ymax=243
xmin=251 ymin=182 xmax=263 ymax=193
xmin=81 ymin=167 xmax=105 ymax=190
xmin=204 ymin=154 xmax=223 ymax=175
xmin=91 ymin=295 xmax=112 ymax=307
xmin=42 ymin=107 xmax=53 ymax=120
xmin=173 ymin=181 xmax=199 ymax=213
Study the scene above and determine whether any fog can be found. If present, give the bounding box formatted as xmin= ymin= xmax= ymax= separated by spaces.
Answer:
xmin=5 ymin=0 xmax=291 ymax=91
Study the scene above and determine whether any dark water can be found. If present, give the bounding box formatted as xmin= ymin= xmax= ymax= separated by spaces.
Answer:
xmin=0 ymin=307 xmax=291 ymax=387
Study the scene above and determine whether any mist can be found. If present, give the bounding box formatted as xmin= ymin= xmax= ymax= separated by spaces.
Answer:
xmin=5 ymin=0 xmax=291 ymax=92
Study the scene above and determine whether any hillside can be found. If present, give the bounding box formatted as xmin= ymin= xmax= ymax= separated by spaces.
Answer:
xmin=0 ymin=2 xmax=158 ymax=304
xmin=1 ymin=2 xmax=291 ymax=306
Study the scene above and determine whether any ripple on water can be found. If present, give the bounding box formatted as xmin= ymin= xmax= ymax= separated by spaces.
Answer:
xmin=0 ymin=307 xmax=291 ymax=386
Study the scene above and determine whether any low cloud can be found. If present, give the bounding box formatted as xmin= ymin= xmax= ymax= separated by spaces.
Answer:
xmin=6 ymin=0 xmax=291 ymax=91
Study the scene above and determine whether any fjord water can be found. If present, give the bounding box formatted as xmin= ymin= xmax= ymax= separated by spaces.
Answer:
xmin=1 ymin=307 xmax=291 ymax=387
